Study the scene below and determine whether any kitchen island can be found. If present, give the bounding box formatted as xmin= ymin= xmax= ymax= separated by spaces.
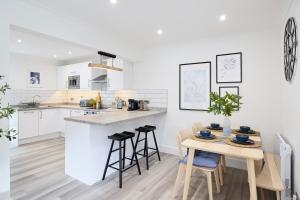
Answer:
xmin=64 ymin=108 xmax=167 ymax=185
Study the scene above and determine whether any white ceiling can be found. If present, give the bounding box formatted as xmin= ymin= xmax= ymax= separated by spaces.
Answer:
xmin=10 ymin=27 xmax=97 ymax=62
xmin=18 ymin=0 xmax=291 ymax=49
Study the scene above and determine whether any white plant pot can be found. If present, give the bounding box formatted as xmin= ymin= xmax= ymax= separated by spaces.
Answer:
xmin=223 ymin=117 xmax=231 ymax=137
xmin=0 ymin=138 xmax=10 ymax=199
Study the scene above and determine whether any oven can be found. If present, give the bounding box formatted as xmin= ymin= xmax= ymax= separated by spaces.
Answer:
xmin=68 ymin=75 xmax=80 ymax=89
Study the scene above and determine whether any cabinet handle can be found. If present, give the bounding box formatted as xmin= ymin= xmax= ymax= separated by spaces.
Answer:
xmin=23 ymin=111 xmax=34 ymax=114
xmin=65 ymin=81 xmax=68 ymax=89
xmin=40 ymin=111 xmax=43 ymax=119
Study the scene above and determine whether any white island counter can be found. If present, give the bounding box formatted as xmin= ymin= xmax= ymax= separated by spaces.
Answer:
xmin=64 ymin=108 xmax=166 ymax=185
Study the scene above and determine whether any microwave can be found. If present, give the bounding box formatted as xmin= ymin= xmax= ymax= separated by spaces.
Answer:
xmin=68 ymin=75 xmax=80 ymax=89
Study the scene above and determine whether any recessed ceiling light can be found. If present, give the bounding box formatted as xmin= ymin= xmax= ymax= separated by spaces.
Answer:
xmin=156 ymin=29 xmax=163 ymax=36
xmin=17 ymin=39 xmax=22 ymax=43
xmin=219 ymin=15 xmax=227 ymax=22
xmin=68 ymin=51 xmax=72 ymax=55
xmin=53 ymin=55 xmax=57 ymax=59
xmin=110 ymin=0 xmax=117 ymax=5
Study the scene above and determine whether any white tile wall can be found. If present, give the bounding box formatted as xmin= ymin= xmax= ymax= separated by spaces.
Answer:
xmin=9 ymin=89 xmax=168 ymax=108
xmin=9 ymin=90 xmax=68 ymax=105
xmin=114 ymin=89 xmax=168 ymax=108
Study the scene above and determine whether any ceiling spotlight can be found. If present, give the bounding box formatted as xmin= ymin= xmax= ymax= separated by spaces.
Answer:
xmin=53 ymin=55 xmax=57 ymax=59
xmin=110 ymin=0 xmax=117 ymax=4
xmin=219 ymin=15 xmax=227 ymax=22
xmin=156 ymin=29 xmax=163 ymax=36
xmin=17 ymin=39 xmax=22 ymax=43
xmin=68 ymin=51 xmax=72 ymax=55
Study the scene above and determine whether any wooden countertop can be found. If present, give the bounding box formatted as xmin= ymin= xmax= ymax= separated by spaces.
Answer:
xmin=64 ymin=108 xmax=167 ymax=125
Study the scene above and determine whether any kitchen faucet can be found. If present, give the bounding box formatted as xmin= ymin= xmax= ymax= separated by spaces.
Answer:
xmin=32 ymin=95 xmax=41 ymax=105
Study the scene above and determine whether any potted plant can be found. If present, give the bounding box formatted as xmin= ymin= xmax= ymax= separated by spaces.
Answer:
xmin=208 ymin=92 xmax=242 ymax=136
xmin=0 ymin=76 xmax=16 ymax=141
xmin=88 ymin=98 xmax=97 ymax=109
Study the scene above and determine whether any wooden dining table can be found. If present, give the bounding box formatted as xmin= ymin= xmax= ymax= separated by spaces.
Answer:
xmin=181 ymin=130 xmax=264 ymax=200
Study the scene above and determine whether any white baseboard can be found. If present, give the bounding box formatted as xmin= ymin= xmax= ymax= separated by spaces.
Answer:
xmin=159 ymin=144 xmax=247 ymax=170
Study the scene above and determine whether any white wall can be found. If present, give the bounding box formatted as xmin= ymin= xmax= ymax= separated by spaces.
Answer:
xmin=9 ymin=53 xmax=58 ymax=90
xmin=281 ymin=0 xmax=300 ymax=194
xmin=133 ymin=30 xmax=282 ymax=160
xmin=0 ymin=0 xmax=11 ymax=198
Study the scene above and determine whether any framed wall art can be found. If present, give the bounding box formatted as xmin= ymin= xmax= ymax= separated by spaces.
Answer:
xmin=179 ymin=62 xmax=211 ymax=111
xmin=216 ymin=52 xmax=242 ymax=83
xmin=28 ymin=71 xmax=41 ymax=88
xmin=219 ymin=86 xmax=240 ymax=110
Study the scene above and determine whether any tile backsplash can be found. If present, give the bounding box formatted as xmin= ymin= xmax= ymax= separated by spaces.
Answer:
xmin=9 ymin=89 xmax=168 ymax=108
xmin=9 ymin=90 xmax=68 ymax=105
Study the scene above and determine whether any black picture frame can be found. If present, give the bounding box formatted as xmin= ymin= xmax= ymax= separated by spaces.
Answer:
xmin=219 ymin=86 xmax=240 ymax=111
xmin=216 ymin=52 xmax=242 ymax=83
xmin=179 ymin=61 xmax=211 ymax=111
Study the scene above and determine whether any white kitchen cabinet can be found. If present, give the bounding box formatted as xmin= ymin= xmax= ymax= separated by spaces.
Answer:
xmin=70 ymin=109 xmax=85 ymax=117
xmin=56 ymin=59 xmax=133 ymax=91
xmin=18 ymin=110 xmax=39 ymax=139
xmin=106 ymin=58 xmax=123 ymax=90
xmin=56 ymin=62 xmax=91 ymax=90
xmin=57 ymin=65 xmax=69 ymax=90
xmin=38 ymin=109 xmax=60 ymax=135
xmin=58 ymin=109 xmax=71 ymax=133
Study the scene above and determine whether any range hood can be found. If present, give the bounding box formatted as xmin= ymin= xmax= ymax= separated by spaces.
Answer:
xmin=88 ymin=51 xmax=123 ymax=71
xmin=90 ymin=66 xmax=108 ymax=83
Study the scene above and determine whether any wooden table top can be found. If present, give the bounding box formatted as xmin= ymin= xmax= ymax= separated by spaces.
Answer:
xmin=208 ymin=131 xmax=262 ymax=142
xmin=186 ymin=129 xmax=264 ymax=160
xmin=182 ymin=137 xmax=264 ymax=160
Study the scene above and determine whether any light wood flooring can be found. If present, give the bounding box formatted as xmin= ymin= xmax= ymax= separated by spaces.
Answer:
xmin=10 ymin=137 xmax=273 ymax=200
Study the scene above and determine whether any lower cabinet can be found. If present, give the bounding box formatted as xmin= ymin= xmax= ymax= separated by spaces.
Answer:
xmin=18 ymin=110 xmax=39 ymax=139
xmin=17 ymin=108 xmax=85 ymax=140
xmin=70 ymin=109 xmax=84 ymax=117
xmin=38 ymin=109 xmax=60 ymax=135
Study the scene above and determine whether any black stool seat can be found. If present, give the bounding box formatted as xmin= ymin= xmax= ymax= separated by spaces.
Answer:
xmin=144 ymin=125 xmax=156 ymax=131
xmin=135 ymin=127 xmax=151 ymax=132
xmin=108 ymin=131 xmax=135 ymax=141
xmin=131 ymin=125 xmax=161 ymax=170
xmin=103 ymin=131 xmax=141 ymax=188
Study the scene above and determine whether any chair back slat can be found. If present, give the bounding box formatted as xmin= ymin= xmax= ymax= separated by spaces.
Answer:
xmin=192 ymin=122 xmax=203 ymax=134
xmin=176 ymin=129 xmax=193 ymax=160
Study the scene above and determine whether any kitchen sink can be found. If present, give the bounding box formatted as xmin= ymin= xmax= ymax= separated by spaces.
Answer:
xmin=15 ymin=103 xmax=53 ymax=109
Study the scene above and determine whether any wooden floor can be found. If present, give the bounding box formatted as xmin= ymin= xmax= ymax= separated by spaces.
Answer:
xmin=10 ymin=137 xmax=273 ymax=200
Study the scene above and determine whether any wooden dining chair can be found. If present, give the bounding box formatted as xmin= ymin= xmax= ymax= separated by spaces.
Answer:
xmin=192 ymin=122 xmax=227 ymax=174
xmin=173 ymin=129 xmax=223 ymax=200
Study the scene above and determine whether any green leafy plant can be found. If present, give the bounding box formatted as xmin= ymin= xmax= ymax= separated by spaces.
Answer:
xmin=208 ymin=92 xmax=242 ymax=117
xmin=88 ymin=99 xmax=96 ymax=107
xmin=0 ymin=75 xmax=17 ymax=141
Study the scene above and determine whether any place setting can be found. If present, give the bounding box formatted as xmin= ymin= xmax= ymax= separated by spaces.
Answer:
xmin=206 ymin=123 xmax=223 ymax=132
xmin=224 ymin=133 xmax=261 ymax=148
xmin=232 ymin=126 xmax=261 ymax=136
xmin=193 ymin=130 xmax=222 ymax=143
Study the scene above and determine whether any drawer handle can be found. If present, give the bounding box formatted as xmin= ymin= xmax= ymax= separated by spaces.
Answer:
xmin=23 ymin=111 xmax=34 ymax=114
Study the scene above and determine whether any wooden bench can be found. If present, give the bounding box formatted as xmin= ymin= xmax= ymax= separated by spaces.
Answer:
xmin=256 ymin=153 xmax=285 ymax=200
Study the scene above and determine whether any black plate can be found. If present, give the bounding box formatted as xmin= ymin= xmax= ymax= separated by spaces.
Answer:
xmin=207 ymin=126 xmax=223 ymax=131
xmin=196 ymin=134 xmax=216 ymax=140
xmin=236 ymin=130 xmax=256 ymax=134
xmin=231 ymin=138 xmax=255 ymax=145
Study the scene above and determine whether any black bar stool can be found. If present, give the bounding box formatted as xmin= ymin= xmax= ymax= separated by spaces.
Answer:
xmin=102 ymin=131 xmax=141 ymax=188
xmin=130 ymin=125 xmax=161 ymax=170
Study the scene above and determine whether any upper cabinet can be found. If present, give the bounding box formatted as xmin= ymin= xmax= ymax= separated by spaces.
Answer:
xmin=56 ymin=58 xmax=133 ymax=91
xmin=57 ymin=62 xmax=91 ymax=90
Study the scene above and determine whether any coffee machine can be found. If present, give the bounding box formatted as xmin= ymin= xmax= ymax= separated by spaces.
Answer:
xmin=127 ymin=99 xmax=139 ymax=111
